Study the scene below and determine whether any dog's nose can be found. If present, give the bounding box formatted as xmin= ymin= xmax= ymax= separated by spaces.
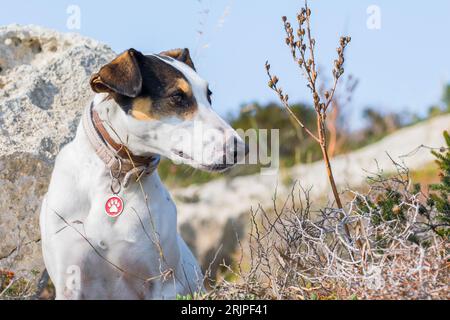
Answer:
xmin=231 ymin=137 xmax=249 ymax=164
xmin=234 ymin=144 xmax=249 ymax=162
xmin=233 ymin=149 xmax=239 ymax=163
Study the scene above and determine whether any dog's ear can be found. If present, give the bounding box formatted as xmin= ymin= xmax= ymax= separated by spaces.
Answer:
xmin=159 ymin=48 xmax=196 ymax=71
xmin=90 ymin=48 xmax=143 ymax=98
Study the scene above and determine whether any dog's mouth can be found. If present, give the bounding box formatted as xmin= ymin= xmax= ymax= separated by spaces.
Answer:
xmin=171 ymin=149 xmax=235 ymax=172
xmin=199 ymin=163 xmax=234 ymax=172
xmin=172 ymin=149 xmax=193 ymax=161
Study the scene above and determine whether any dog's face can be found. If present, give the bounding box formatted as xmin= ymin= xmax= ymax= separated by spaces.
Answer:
xmin=90 ymin=48 xmax=246 ymax=172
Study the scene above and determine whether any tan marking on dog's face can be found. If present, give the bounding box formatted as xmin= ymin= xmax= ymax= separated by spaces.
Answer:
xmin=130 ymin=92 xmax=198 ymax=121
xmin=128 ymin=65 xmax=198 ymax=121
xmin=172 ymin=78 xmax=198 ymax=120
xmin=181 ymin=107 xmax=197 ymax=120
xmin=131 ymin=97 xmax=157 ymax=120
xmin=177 ymin=78 xmax=192 ymax=95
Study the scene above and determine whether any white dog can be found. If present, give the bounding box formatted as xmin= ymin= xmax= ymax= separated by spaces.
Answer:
xmin=40 ymin=48 xmax=247 ymax=299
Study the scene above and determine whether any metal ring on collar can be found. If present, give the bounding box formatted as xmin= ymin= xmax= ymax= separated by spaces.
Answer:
xmin=109 ymin=158 xmax=123 ymax=180
xmin=110 ymin=176 xmax=122 ymax=195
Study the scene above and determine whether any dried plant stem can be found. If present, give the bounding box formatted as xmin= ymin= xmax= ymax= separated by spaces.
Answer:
xmin=266 ymin=1 xmax=351 ymax=212
xmin=266 ymin=69 xmax=343 ymax=212
xmin=264 ymin=0 xmax=362 ymax=246
xmin=319 ymin=134 xmax=343 ymax=207
xmin=270 ymin=85 xmax=319 ymax=143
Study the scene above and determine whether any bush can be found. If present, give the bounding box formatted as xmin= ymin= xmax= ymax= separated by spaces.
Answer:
xmin=428 ymin=131 xmax=450 ymax=239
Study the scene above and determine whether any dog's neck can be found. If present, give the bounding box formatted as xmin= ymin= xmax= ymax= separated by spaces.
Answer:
xmin=92 ymin=94 xmax=157 ymax=158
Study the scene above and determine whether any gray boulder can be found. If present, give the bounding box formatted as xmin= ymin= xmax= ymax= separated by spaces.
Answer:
xmin=0 ymin=25 xmax=115 ymax=286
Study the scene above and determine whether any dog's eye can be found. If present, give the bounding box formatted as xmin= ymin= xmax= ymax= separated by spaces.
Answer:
xmin=170 ymin=92 xmax=185 ymax=104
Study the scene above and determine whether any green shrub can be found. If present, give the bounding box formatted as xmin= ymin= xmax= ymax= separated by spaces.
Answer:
xmin=428 ymin=131 xmax=450 ymax=239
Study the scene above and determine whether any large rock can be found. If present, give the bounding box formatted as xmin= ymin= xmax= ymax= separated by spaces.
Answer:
xmin=0 ymin=25 xmax=115 ymax=281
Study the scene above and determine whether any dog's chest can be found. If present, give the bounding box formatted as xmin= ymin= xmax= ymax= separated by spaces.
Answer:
xmin=83 ymin=176 xmax=180 ymax=276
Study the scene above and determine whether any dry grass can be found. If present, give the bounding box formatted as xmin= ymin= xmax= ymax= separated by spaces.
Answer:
xmin=0 ymin=270 xmax=42 ymax=300
xmin=209 ymin=162 xmax=449 ymax=300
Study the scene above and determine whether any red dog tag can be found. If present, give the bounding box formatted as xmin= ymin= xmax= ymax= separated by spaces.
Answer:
xmin=105 ymin=196 xmax=124 ymax=217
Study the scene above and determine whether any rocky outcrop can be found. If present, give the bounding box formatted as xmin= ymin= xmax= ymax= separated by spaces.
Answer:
xmin=0 ymin=25 xmax=115 ymax=281
xmin=0 ymin=25 xmax=115 ymax=161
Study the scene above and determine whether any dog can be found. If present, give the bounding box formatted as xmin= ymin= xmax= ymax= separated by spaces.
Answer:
xmin=40 ymin=48 xmax=247 ymax=299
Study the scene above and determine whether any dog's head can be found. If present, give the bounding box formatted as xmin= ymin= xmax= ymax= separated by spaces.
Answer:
xmin=90 ymin=48 xmax=247 ymax=172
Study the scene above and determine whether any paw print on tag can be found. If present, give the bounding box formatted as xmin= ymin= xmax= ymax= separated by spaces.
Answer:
xmin=105 ymin=196 xmax=124 ymax=217
xmin=108 ymin=199 xmax=120 ymax=213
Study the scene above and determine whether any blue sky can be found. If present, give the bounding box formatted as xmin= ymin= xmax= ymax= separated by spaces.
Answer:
xmin=1 ymin=0 xmax=450 ymax=126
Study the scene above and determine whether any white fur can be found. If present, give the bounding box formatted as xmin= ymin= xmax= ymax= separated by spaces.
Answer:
xmin=40 ymin=58 xmax=245 ymax=299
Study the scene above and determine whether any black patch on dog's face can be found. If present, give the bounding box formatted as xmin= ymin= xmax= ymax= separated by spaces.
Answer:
xmin=90 ymin=48 xmax=198 ymax=120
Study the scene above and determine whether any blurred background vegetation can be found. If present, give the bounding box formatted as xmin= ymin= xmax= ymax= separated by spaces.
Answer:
xmin=158 ymin=83 xmax=450 ymax=187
